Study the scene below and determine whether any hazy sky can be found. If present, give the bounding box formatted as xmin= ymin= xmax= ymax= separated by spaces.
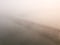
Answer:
xmin=0 ymin=0 xmax=60 ymax=29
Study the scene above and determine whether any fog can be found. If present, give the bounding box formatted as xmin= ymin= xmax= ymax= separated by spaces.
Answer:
xmin=0 ymin=0 xmax=60 ymax=29
xmin=0 ymin=0 xmax=60 ymax=45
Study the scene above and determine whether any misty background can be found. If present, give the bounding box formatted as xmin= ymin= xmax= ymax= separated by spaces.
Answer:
xmin=0 ymin=0 xmax=60 ymax=29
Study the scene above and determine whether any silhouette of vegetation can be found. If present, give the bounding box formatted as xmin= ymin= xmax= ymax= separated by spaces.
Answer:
xmin=0 ymin=16 xmax=60 ymax=45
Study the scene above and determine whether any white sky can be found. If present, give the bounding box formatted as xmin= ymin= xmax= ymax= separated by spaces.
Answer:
xmin=0 ymin=0 xmax=60 ymax=29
